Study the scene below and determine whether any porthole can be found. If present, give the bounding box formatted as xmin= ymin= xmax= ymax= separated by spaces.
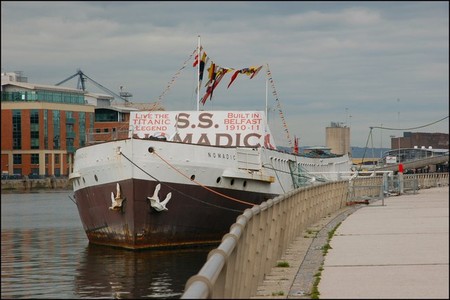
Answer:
xmin=94 ymin=175 xmax=98 ymax=182
xmin=190 ymin=175 xmax=195 ymax=181
xmin=148 ymin=147 xmax=154 ymax=153
xmin=230 ymin=179 xmax=235 ymax=186
xmin=216 ymin=177 xmax=221 ymax=183
xmin=243 ymin=180 xmax=247 ymax=187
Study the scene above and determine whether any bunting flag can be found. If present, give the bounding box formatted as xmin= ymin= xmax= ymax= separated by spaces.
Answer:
xmin=199 ymin=52 xmax=208 ymax=81
xmin=227 ymin=65 xmax=263 ymax=89
xmin=193 ymin=46 xmax=263 ymax=105
xmin=294 ymin=136 xmax=299 ymax=154
xmin=266 ymin=64 xmax=293 ymax=147
xmin=227 ymin=70 xmax=240 ymax=89
xmin=201 ymin=68 xmax=229 ymax=105
xmin=156 ymin=48 xmax=196 ymax=104
xmin=250 ymin=65 xmax=263 ymax=79
xmin=192 ymin=46 xmax=203 ymax=67
xmin=195 ymin=52 xmax=209 ymax=94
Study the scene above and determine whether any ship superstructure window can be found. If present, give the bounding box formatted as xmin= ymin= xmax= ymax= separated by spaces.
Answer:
xmin=12 ymin=110 xmax=21 ymax=150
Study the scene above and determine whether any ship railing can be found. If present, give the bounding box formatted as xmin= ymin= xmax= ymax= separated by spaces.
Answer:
xmin=181 ymin=173 xmax=449 ymax=298
xmin=86 ymin=125 xmax=131 ymax=145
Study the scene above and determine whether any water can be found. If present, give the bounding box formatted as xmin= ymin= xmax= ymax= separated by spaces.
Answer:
xmin=1 ymin=190 xmax=213 ymax=299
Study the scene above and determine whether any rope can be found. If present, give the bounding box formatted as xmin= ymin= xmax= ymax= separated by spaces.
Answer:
xmin=120 ymin=152 xmax=245 ymax=212
xmin=155 ymin=48 xmax=197 ymax=105
xmin=370 ymin=115 xmax=448 ymax=131
xmin=151 ymin=150 xmax=255 ymax=207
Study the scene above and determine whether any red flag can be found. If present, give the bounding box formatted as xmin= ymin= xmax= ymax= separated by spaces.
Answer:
xmin=201 ymin=70 xmax=226 ymax=105
xmin=294 ymin=136 xmax=299 ymax=154
xmin=227 ymin=70 xmax=240 ymax=89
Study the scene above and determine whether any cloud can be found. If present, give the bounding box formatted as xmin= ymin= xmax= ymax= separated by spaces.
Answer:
xmin=1 ymin=1 xmax=448 ymax=147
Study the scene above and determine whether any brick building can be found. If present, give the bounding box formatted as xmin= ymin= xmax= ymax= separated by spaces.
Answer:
xmin=391 ymin=132 xmax=449 ymax=150
xmin=1 ymin=72 xmax=95 ymax=177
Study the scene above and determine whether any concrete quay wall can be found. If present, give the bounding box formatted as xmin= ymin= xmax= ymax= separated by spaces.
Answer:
xmin=1 ymin=177 xmax=71 ymax=191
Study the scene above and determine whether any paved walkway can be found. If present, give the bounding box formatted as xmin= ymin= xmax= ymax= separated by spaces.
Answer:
xmin=253 ymin=186 xmax=449 ymax=299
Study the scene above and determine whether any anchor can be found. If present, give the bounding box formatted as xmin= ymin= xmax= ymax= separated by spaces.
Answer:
xmin=109 ymin=183 xmax=125 ymax=210
xmin=147 ymin=183 xmax=172 ymax=212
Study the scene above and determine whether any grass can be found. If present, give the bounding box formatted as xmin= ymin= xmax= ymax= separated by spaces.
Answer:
xmin=271 ymin=291 xmax=285 ymax=296
xmin=276 ymin=261 xmax=290 ymax=268
xmin=310 ymin=222 xmax=342 ymax=299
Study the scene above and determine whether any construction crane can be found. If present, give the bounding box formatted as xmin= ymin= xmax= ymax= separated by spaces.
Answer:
xmin=55 ymin=69 xmax=132 ymax=103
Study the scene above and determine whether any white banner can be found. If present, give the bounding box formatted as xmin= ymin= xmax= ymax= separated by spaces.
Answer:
xmin=129 ymin=111 xmax=276 ymax=148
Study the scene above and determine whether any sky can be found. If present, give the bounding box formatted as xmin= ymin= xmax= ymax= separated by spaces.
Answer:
xmin=1 ymin=1 xmax=449 ymax=148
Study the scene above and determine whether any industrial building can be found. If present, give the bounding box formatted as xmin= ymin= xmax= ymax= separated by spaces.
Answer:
xmin=325 ymin=122 xmax=350 ymax=156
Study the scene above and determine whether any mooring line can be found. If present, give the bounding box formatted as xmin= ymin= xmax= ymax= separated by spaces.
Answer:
xmin=119 ymin=151 xmax=249 ymax=212
xmin=151 ymin=150 xmax=255 ymax=207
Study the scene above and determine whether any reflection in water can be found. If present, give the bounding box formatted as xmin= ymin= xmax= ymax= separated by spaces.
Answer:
xmin=1 ymin=191 xmax=214 ymax=299
xmin=74 ymin=245 xmax=213 ymax=299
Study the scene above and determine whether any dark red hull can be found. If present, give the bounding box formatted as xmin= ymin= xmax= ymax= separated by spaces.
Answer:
xmin=74 ymin=179 xmax=275 ymax=249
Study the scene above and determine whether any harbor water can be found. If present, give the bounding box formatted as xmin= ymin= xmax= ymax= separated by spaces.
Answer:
xmin=1 ymin=190 xmax=213 ymax=299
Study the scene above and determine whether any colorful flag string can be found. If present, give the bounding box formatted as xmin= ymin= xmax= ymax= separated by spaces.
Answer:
xmin=266 ymin=65 xmax=293 ymax=148
xmin=156 ymin=48 xmax=197 ymax=105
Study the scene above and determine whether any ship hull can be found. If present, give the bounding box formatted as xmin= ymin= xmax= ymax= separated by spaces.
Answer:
xmin=74 ymin=178 xmax=275 ymax=249
xmin=70 ymin=138 xmax=352 ymax=249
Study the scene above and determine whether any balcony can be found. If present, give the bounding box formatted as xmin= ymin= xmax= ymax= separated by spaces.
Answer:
xmin=65 ymin=118 xmax=76 ymax=124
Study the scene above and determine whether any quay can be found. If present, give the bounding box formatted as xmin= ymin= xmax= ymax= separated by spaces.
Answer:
xmin=1 ymin=177 xmax=71 ymax=191
xmin=182 ymin=173 xmax=449 ymax=299
xmin=254 ymin=185 xmax=449 ymax=299
xmin=317 ymin=185 xmax=449 ymax=299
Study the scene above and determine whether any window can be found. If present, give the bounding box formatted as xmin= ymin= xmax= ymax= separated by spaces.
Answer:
xmin=79 ymin=112 xmax=86 ymax=147
xmin=44 ymin=110 xmax=48 ymax=149
xmin=53 ymin=111 xmax=60 ymax=149
xmin=12 ymin=110 xmax=21 ymax=150
xmin=31 ymin=154 xmax=39 ymax=164
xmin=13 ymin=154 xmax=22 ymax=164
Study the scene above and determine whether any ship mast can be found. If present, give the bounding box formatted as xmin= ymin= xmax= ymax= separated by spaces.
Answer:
xmin=265 ymin=63 xmax=269 ymax=126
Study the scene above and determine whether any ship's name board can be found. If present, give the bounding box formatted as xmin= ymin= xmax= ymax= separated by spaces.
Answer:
xmin=129 ymin=111 xmax=276 ymax=148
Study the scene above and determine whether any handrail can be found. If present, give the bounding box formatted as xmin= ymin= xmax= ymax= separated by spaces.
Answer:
xmin=181 ymin=173 xmax=449 ymax=298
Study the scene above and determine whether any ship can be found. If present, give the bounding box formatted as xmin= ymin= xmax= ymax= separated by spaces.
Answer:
xmin=69 ymin=40 xmax=353 ymax=250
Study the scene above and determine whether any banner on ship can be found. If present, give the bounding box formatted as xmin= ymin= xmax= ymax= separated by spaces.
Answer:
xmin=129 ymin=111 xmax=276 ymax=149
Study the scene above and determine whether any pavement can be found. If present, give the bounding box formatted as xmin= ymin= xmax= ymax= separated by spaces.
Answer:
xmin=252 ymin=185 xmax=449 ymax=299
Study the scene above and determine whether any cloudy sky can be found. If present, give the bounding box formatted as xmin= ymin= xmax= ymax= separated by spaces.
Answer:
xmin=2 ymin=1 xmax=448 ymax=148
